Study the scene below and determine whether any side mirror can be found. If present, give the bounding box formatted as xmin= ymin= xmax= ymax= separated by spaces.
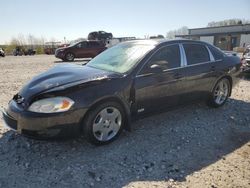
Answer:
xmin=150 ymin=64 xmax=163 ymax=73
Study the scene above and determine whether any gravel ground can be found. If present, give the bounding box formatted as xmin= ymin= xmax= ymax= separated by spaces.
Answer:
xmin=0 ymin=55 xmax=249 ymax=188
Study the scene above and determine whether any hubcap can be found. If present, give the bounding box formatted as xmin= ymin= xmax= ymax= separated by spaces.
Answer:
xmin=92 ymin=107 xmax=122 ymax=141
xmin=66 ymin=53 xmax=74 ymax=61
xmin=214 ymin=80 xmax=229 ymax=105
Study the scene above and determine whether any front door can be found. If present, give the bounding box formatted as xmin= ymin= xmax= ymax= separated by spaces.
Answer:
xmin=75 ymin=41 xmax=88 ymax=57
xmin=134 ymin=44 xmax=185 ymax=115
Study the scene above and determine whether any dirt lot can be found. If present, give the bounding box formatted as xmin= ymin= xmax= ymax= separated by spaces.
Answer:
xmin=0 ymin=55 xmax=249 ymax=188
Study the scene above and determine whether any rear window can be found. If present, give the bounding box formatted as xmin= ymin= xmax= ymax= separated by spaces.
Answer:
xmin=208 ymin=46 xmax=224 ymax=60
xmin=183 ymin=43 xmax=210 ymax=65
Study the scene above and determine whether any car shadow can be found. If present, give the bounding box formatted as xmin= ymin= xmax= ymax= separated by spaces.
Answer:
xmin=0 ymin=98 xmax=249 ymax=187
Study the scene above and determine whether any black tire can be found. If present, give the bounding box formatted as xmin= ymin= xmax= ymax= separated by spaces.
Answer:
xmin=65 ymin=52 xmax=75 ymax=61
xmin=207 ymin=78 xmax=231 ymax=108
xmin=83 ymin=101 xmax=125 ymax=145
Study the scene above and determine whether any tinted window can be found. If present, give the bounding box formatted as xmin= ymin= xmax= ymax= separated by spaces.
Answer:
xmin=144 ymin=44 xmax=181 ymax=71
xmin=183 ymin=44 xmax=210 ymax=65
xmin=76 ymin=42 xmax=87 ymax=48
xmin=208 ymin=46 xmax=224 ymax=60
xmin=88 ymin=41 xmax=101 ymax=48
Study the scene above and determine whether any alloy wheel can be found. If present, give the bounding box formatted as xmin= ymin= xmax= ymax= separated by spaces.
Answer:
xmin=213 ymin=79 xmax=229 ymax=105
xmin=66 ymin=53 xmax=74 ymax=61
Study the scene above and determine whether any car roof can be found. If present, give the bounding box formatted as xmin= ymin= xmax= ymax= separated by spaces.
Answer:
xmin=122 ymin=39 xmax=210 ymax=47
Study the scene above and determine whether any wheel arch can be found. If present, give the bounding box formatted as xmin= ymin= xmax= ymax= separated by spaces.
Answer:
xmin=81 ymin=96 xmax=132 ymax=132
xmin=211 ymin=75 xmax=233 ymax=96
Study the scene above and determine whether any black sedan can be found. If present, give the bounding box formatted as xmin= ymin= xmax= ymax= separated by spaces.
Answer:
xmin=2 ymin=40 xmax=241 ymax=145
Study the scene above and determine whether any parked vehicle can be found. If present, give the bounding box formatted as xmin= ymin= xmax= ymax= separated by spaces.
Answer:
xmin=241 ymin=46 xmax=250 ymax=73
xmin=24 ymin=49 xmax=36 ymax=56
xmin=88 ymin=31 xmax=113 ymax=41
xmin=44 ymin=42 xmax=62 ymax=55
xmin=3 ymin=40 xmax=241 ymax=145
xmin=55 ymin=40 xmax=106 ymax=61
xmin=149 ymin=35 xmax=165 ymax=39
xmin=13 ymin=46 xmax=24 ymax=56
xmin=0 ymin=48 xmax=5 ymax=57
xmin=13 ymin=47 xmax=36 ymax=56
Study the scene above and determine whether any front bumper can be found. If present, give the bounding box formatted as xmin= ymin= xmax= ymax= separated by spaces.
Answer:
xmin=2 ymin=100 xmax=87 ymax=138
xmin=55 ymin=51 xmax=64 ymax=59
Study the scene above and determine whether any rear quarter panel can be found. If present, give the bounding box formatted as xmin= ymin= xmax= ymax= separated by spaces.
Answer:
xmin=213 ymin=55 xmax=241 ymax=90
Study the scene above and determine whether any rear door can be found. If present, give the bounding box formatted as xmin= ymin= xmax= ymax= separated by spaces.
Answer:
xmin=134 ymin=44 xmax=186 ymax=114
xmin=181 ymin=43 xmax=217 ymax=101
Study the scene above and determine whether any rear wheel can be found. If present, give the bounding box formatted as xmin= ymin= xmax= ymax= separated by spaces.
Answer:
xmin=83 ymin=101 xmax=125 ymax=145
xmin=65 ymin=52 xmax=75 ymax=61
xmin=208 ymin=78 xmax=231 ymax=108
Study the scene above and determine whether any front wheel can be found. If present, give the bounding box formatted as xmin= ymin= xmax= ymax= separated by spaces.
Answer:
xmin=65 ymin=52 xmax=75 ymax=61
xmin=208 ymin=78 xmax=231 ymax=108
xmin=83 ymin=102 xmax=125 ymax=145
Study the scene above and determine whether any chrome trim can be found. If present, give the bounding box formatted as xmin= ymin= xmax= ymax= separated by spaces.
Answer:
xmin=136 ymin=73 xmax=154 ymax=78
xmin=137 ymin=59 xmax=223 ymax=77
xmin=163 ymin=66 xmax=182 ymax=72
xmin=206 ymin=45 xmax=215 ymax=62
xmin=136 ymin=42 xmax=222 ymax=78
xmin=183 ymin=60 xmax=212 ymax=67
xmin=179 ymin=44 xmax=187 ymax=66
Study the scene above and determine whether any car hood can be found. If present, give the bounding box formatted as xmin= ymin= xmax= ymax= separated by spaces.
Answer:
xmin=19 ymin=64 xmax=120 ymax=99
xmin=56 ymin=47 xmax=67 ymax=51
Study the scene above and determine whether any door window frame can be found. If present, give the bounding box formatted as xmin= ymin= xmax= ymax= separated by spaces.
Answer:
xmin=136 ymin=43 xmax=184 ymax=77
xmin=181 ymin=43 xmax=215 ymax=67
xmin=136 ymin=42 xmax=216 ymax=78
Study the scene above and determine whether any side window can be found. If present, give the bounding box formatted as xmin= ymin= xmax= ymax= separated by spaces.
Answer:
xmin=81 ymin=42 xmax=87 ymax=48
xmin=88 ymin=41 xmax=100 ymax=48
xmin=183 ymin=44 xmax=210 ymax=65
xmin=208 ymin=46 xmax=224 ymax=60
xmin=76 ymin=43 xmax=81 ymax=48
xmin=76 ymin=42 xmax=87 ymax=48
xmin=142 ymin=44 xmax=181 ymax=73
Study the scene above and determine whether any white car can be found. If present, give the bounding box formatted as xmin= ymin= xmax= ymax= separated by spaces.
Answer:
xmin=0 ymin=48 xmax=5 ymax=57
xmin=242 ymin=46 xmax=250 ymax=73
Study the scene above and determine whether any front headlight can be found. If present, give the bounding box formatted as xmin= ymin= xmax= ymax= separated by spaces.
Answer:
xmin=28 ymin=97 xmax=74 ymax=113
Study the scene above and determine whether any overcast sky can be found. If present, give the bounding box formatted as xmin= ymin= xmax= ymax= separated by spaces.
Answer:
xmin=0 ymin=0 xmax=250 ymax=44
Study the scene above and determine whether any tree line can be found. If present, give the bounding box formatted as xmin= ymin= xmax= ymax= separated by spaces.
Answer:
xmin=2 ymin=34 xmax=58 ymax=55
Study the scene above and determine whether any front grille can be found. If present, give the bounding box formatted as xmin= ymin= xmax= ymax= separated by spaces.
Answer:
xmin=2 ymin=111 xmax=17 ymax=130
